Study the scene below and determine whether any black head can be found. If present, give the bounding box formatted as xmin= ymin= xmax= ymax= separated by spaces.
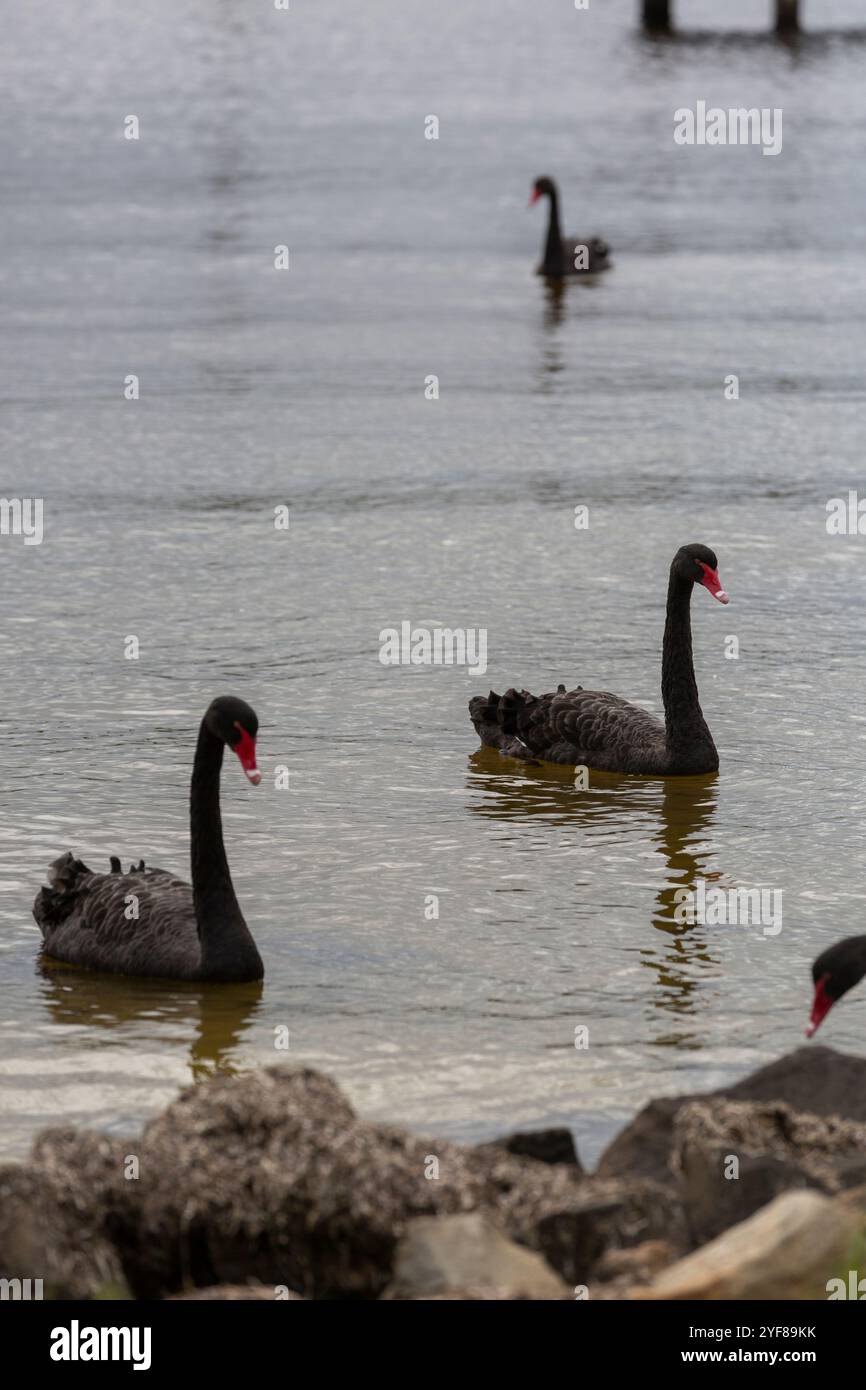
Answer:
xmin=807 ymin=937 xmax=866 ymax=1037
xmin=204 ymin=696 xmax=261 ymax=785
xmin=672 ymin=543 xmax=728 ymax=604
xmin=529 ymin=175 xmax=557 ymax=206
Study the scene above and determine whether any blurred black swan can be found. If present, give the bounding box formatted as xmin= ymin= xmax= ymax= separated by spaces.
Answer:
xmin=33 ymin=696 xmax=264 ymax=983
xmin=529 ymin=175 xmax=610 ymax=277
xmin=469 ymin=544 xmax=728 ymax=776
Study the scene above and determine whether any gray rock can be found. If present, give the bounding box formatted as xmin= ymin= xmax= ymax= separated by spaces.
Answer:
xmin=834 ymin=1155 xmax=866 ymax=1190
xmin=672 ymin=1097 xmax=866 ymax=1245
xmin=599 ymin=1045 xmax=866 ymax=1185
xmin=483 ymin=1128 xmax=581 ymax=1168
xmin=680 ymin=1149 xmax=818 ymax=1247
xmin=632 ymin=1189 xmax=861 ymax=1301
xmin=533 ymin=1185 xmax=684 ymax=1284
xmin=385 ymin=1213 xmax=570 ymax=1299
xmin=0 ymin=1161 xmax=129 ymax=1300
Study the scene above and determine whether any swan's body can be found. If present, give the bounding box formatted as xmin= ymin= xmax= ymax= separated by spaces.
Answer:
xmin=33 ymin=696 xmax=264 ymax=983
xmin=470 ymin=686 xmax=693 ymax=775
xmin=530 ymin=175 xmax=610 ymax=278
xmin=469 ymin=544 xmax=728 ymax=776
xmin=35 ymin=857 xmax=213 ymax=980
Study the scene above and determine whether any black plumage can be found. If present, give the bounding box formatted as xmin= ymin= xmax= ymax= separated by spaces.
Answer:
xmin=807 ymin=937 xmax=866 ymax=1037
xmin=530 ymin=175 xmax=611 ymax=278
xmin=33 ymin=696 xmax=264 ymax=982
xmin=469 ymin=544 xmax=728 ymax=776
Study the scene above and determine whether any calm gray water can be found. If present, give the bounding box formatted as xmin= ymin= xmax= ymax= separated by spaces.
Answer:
xmin=2 ymin=0 xmax=866 ymax=1165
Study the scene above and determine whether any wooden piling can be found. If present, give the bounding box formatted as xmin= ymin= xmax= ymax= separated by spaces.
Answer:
xmin=775 ymin=0 xmax=799 ymax=32
xmin=642 ymin=0 xmax=672 ymax=32
xmin=640 ymin=1 xmax=801 ymax=34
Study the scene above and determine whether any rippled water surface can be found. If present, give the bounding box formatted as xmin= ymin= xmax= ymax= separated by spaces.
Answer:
xmin=3 ymin=0 xmax=866 ymax=1163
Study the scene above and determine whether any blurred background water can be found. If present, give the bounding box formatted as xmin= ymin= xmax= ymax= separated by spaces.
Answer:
xmin=2 ymin=0 xmax=866 ymax=1164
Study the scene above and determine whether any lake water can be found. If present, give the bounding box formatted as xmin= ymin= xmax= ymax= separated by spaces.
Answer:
xmin=3 ymin=0 xmax=866 ymax=1165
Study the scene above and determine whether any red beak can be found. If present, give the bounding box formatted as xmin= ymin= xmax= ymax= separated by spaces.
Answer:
xmin=233 ymin=725 xmax=261 ymax=785
xmin=528 ymin=187 xmax=541 ymax=207
xmin=697 ymin=561 xmax=729 ymax=604
xmin=806 ymin=976 xmax=834 ymax=1038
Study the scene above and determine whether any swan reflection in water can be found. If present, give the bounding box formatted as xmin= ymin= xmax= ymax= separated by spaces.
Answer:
xmin=466 ymin=748 xmax=722 ymax=1043
xmin=36 ymin=963 xmax=263 ymax=1080
xmin=535 ymin=279 xmax=606 ymax=393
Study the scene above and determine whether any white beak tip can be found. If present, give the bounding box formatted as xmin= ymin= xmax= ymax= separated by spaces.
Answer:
xmin=245 ymin=769 xmax=262 ymax=786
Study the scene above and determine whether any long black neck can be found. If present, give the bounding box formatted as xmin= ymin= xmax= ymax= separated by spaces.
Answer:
xmin=661 ymin=568 xmax=718 ymax=771
xmin=542 ymin=187 xmax=566 ymax=277
xmin=190 ymin=721 xmax=262 ymax=979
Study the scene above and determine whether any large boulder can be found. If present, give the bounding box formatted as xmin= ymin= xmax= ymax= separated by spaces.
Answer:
xmin=671 ymin=1098 xmax=866 ymax=1245
xmin=0 ymin=1146 xmax=129 ymax=1300
xmin=599 ymin=1046 xmax=866 ymax=1185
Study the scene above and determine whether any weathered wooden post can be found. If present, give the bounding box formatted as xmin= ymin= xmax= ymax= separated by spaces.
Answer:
xmin=642 ymin=0 xmax=672 ymax=32
xmin=776 ymin=0 xmax=799 ymax=31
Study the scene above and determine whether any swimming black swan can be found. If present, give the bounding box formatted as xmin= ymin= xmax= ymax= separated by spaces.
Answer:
xmin=469 ymin=543 xmax=728 ymax=775
xmin=806 ymin=937 xmax=866 ymax=1037
xmin=32 ymin=696 xmax=265 ymax=983
xmin=530 ymin=175 xmax=610 ymax=278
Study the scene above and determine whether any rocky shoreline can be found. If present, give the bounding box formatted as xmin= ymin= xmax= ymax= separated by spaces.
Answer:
xmin=3 ymin=1045 xmax=866 ymax=1301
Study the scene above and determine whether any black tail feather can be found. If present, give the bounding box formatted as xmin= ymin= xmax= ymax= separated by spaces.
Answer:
xmin=469 ymin=688 xmax=537 ymax=758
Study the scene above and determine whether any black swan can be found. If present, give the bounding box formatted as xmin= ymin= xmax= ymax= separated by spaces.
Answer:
xmin=33 ymin=696 xmax=265 ymax=983
xmin=469 ymin=543 xmax=728 ymax=775
xmin=529 ymin=175 xmax=610 ymax=278
xmin=806 ymin=938 xmax=866 ymax=1037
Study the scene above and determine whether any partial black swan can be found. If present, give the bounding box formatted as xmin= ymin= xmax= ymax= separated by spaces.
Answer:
xmin=33 ymin=696 xmax=264 ymax=982
xmin=469 ymin=543 xmax=728 ymax=775
xmin=807 ymin=937 xmax=866 ymax=1036
xmin=530 ymin=175 xmax=610 ymax=277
